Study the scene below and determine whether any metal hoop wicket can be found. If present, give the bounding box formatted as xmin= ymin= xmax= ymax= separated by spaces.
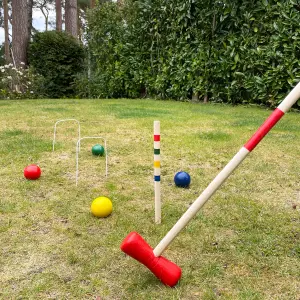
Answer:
xmin=53 ymin=119 xmax=81 ymax=151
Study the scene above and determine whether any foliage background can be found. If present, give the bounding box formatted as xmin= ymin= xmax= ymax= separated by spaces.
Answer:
xmin=28 ymin=31 xmax=85 ymax=99
xmin=83 ymin=0 xmax=300 ymax=107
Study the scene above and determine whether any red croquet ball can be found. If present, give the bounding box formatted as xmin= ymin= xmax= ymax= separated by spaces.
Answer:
xmin=24 ymin=164 xmax=41 ymax=180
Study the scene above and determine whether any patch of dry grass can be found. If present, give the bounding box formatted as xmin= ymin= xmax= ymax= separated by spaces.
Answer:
xmin=0 ymin=99 xmax=299 ymax=299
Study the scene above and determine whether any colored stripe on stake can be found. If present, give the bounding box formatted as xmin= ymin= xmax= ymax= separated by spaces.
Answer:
xmin=154 ymin=121 xmax=161 ymax=224
xmin=154 ymin=175 xmax=161 ymax=181
xmin=154 ymin=161 xmax=161 ymax=168
xmin=154 ymin=148 xmax=160 ymax=155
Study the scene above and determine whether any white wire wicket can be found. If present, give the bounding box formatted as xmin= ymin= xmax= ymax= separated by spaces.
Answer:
xmin=76 ymin=136 xmax=108 ymax=186
xmin=53 ymin=119 xmax=81 ymax=152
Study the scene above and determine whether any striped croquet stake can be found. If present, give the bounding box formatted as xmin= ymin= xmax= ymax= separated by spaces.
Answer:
xmin=154 ymin=121 xmax=161 ymax=224
xmin=121 ymin=82 xmax=300 ymax=287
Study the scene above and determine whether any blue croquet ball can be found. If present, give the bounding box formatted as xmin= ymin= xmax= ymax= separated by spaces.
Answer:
xmin=174 ymin=171 xmax=191 ymax=188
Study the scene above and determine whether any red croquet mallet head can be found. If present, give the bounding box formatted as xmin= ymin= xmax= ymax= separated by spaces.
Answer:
xmin=120 ymin=232 xmax=181 ymax=287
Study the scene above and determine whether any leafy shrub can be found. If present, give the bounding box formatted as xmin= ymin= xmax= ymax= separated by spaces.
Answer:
xmin=28 ymin=31 xmax=85 ymax=98
xmin=85 ymin=0 xmax=300 ymax=108
xmin=81 ymin=2 xmax=136 ymax=98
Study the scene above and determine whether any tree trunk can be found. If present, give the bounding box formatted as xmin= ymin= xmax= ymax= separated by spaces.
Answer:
xmin=77 ymin=8 xmax=82 ymax=42
xmin=90 ymin=0 xmax=96 ymax=8
xmin=56 ymin=0 xmax=62 ymax=31
xmin=3 ymin=0 xmax=10 ymax=63
xmin=65 ymin=0 xmax=78 ymax=38
xmin=45 ymin=15 xmax=49 ymax=31
xmin=192 ymin=92 xmax=199 ymax=102
xmin=12 ymin=0 xmax=29 ymax=67
xmin=27 ymin=0 xmax=33 ymax=42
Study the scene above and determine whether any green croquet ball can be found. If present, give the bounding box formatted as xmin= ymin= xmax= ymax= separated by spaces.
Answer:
xmin=92 ymin=144 xmax=105 ymax=156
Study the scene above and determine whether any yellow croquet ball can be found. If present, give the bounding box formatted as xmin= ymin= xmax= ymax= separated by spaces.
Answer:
xmin=91 ymin=196 xmax=113 ymax=218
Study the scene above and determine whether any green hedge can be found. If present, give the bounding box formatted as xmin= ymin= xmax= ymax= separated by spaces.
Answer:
xmin=29 ymin=31 xmax=85 ymax=98
xmin=85 ymin=0 xmax=300 ymax=107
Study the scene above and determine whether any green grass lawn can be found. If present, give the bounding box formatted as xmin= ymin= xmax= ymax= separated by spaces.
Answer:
xmin=0 ymin=99 xmax=299 ymax=299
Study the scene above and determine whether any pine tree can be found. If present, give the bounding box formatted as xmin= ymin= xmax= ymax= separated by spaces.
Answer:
xmin=12 ymin=0 xmax=29 ymax=67
xmin=65 ymin=0 xmax=78 ymax=38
